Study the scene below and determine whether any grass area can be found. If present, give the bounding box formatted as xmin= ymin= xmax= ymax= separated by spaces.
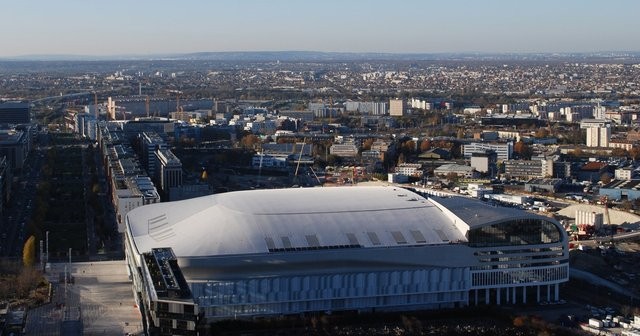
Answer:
xmin=0 ymin=261 xmax=49 ymax=309
xmin=30 ymin=133 xmax=88 ymax=258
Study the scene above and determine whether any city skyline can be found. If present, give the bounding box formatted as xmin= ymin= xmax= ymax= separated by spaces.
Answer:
xmin=2 ymin=0 xmax=640 ymax=58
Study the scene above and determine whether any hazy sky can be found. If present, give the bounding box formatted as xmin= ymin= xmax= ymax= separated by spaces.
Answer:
xmin=2 ymin=0 xmax=639 ymax=57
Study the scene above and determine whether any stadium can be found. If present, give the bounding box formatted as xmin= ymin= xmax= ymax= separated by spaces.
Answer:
xmin=124 ymin=186 xmax=569 ymax=335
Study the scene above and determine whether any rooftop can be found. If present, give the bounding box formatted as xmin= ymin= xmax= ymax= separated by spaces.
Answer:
xmin=126 ymin=186 xmax=469 ymax=257
xmin=602 ymin=179 xmax=640 ymax=190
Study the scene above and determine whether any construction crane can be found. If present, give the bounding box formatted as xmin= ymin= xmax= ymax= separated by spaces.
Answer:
xmin=600 ymin=195 xmax=612 ymax=227
xmin=166 ymin=89 xmax=183 ymax=113
xmin=294 ymin=139 xmax=307 ymax=177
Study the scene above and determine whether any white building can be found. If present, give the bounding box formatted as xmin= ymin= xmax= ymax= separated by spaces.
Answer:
xmin=125 ymin=187 xmax=569 ymax=325
xmin=615 ymin=167 xmax=634 ymax=181
xmin=410 ymin=98 xmax=432 ymax=111
xmin=463 ymin=142 xmax=513 ymax=160
xmin=575 ymin=210 xmax=604 ymax=230
xmin=344 ymin=101 xmax=388 ymax=115
xmin=395 ymin=163 xmax=423 ymax=177
xmin=586 ymin=126 xmax=611 ymax=148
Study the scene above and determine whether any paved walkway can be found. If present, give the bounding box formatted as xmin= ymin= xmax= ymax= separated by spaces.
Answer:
xmin=25 ymin=260 xmax=144 ymax=336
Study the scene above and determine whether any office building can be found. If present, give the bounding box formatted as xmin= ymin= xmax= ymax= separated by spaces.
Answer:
xmin=0 ymin=129 xmax=29 ymax=171
xmin=504 ymin=160 xmax=546 ymax=180
xmin=0 ymin=156 xmax=11 ymax=214
xmin=463 ymin=142 xmax=513 ymax=160
xmin=140 ymin=132 xmax=168 ymax=177
xmin=0 ymin=101 xmax=30 ymax=124
xmin=156 ymin=148 xmax=183 ymax=193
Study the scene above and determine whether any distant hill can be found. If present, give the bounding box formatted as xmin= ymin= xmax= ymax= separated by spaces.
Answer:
xmin=2 ymin=51 xmax=640 ymax=62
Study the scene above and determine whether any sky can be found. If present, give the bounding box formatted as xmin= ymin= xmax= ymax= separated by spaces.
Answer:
xmin=1 ymin=0 xmax=639 ymax=57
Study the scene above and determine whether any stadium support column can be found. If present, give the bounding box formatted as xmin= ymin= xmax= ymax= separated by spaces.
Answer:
xmin=554 ymin=284 xmax=559 ymax=301
xmin=536 ymin=286 xmax=540 ymax=302
xmin=522 ymin=286 xmax=527 ymax=304
xmin=485 ymin=289 xmax=489 ymax=304
xmin=496 ymin=288 xmax=501 ymax=305
xmin=547 ymin=285 xmax=551 ymax=302
xmin=506 ymin=286 xmax=510 ymax=302
xmin=474 ymin=290 xmax=478 ymax=306
xmin=512 ymin=287 xmax=516 ymax=304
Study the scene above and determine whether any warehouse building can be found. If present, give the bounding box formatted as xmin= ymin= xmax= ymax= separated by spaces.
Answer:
xmin=124 ymin=186 xmax=569 ymax=333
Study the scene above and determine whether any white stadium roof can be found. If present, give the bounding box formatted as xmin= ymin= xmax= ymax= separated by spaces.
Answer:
xmin=127 ymin=186 xmax=553 ymax=260
xmin=126 ymin=186 xmax=473 ymax=258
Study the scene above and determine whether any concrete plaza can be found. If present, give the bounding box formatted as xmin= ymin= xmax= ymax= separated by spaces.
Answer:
xmin=25 ymin=260 xmax=143 ymax=336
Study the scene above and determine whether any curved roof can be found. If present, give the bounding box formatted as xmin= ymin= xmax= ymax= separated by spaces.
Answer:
xmin=127 ymin=186 xmax=472 ymax=257
xmin=126 ymin=186 xmax=555 ymax=258
xmin=432 ymin=195 xmax=555 ymax=229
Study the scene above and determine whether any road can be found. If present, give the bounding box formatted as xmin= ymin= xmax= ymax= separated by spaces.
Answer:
xmin=0 ymin=130 xmax=47 ymax=257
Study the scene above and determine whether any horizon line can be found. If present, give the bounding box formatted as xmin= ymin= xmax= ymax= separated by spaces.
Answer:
xmin=2 ymin=50 xmax=640 ymax=61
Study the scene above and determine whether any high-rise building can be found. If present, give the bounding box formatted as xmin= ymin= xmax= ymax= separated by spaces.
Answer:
xmin=0 ymin=129 xmax=29 ymax=171
xmin=345 ymin=101 xmax=387 ymax=115
xmin=389 ymin=99 xmax=405 ymax=116
xmin=74 ymin=113 xmax=98 ymax=140
xmin=586 ymin=126 xmax=611 ymax=148
xmin=156 ymin=148 xmax=182 ymax=193
xmin=0 ymin=101 xmax=30 ymax=124
xmin=0 ymin=156 xmax=11 ymax=215
xmin=371 ymin=102 xmax=387 ymax=115
xmin=107 ymin=97 xmax=116 ymax=120
xmin=140 ymin=132 xmax=168 ymax=177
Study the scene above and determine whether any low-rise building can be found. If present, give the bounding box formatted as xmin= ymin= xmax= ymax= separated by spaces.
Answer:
xmin=463 ymin=142 xmax=513 ymax=160
xmin=524 ymin=178 xmax=563 ymax=193
xmin=395 ymin=163 xmax=423 ymax=177
xmin=504 ymin=160 xmax=545 ymax=180
xmin=599 ymin=179 xmax=640 ymax=201
xmin=252 ymin=153 xmax=288 ymax=169
xmin=616 ymin=167 xmax=634 ymax=181
xmin=330 ymin=143 xmax=359 ymax=157
xmin=434 ymin=163 xmax=476 ymax=178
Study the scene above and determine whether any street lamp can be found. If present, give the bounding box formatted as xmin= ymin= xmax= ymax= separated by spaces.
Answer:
xmin=45 ymin=231 xmax=49 ymax=272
